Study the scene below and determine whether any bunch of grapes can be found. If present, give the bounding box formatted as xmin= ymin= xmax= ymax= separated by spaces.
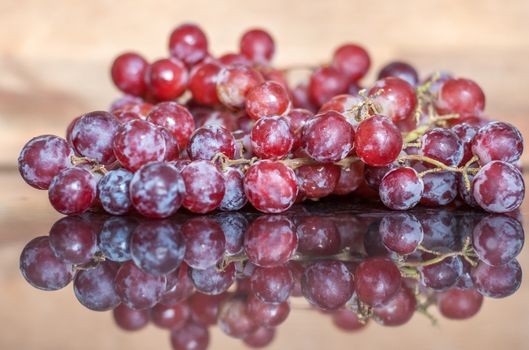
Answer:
xmin=18 ymin=23 xmax=525 ymax=217
xmin=19 ymin=207 xmax=523 ymax=349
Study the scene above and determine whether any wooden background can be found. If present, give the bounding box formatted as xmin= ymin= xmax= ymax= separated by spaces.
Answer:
xmin=1 ymin=0 xmax=529 ymax=349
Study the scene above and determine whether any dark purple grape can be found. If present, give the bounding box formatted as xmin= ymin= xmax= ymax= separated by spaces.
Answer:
xmin=188 ymin=292 xmax=227 ymax=326
xmin=379 ymin=213 xmax=423 ymax=255
xmin=182 ymin=217 xmax=225 ymax=269
xmin=355 ymin=257 xmax=401 ymax=306
xmin=214 ymin=212 xmax=248 ymax=256
xmin=472 ymin=215 xmax=524 ymax=266
xmin=379 ymin=167 xmax=423 ymax=210
xmin=20 ymin=236 xmax=74 ymax=291
xmin=246 ymin=293 xmax=290 ymax=327
xmin=472 ymin=121 xmax=523 ymax=165
xmin=97 ymin=169 xmax=133 ymax=215
xmin=170 ymin=321 xmax=209 ymax=350
xmin=219 ymin=167 xmax=248 ymax=211
xmin=244 ymin=327 xmax=276 ymax=348
xmin=48 ymin=216 xmax=98 ymax=264
xmin=161 ymin=263 xmax=195 ymax=305
xmin=151 ymin=302 xmax=190 ymax=330
xmin=471 ymin=259 xmax=522 ymax=298
xmin=114 ymin=261 xmax=167 ymax=310
xmin=113 ymin=304 xmax=149 ymax=331
xmin=73 ymin=261 xmax=121 ymax=311
xmin=218 ymin=295 xmax=257 ymax=338
xmin=251 ymin=265 xmax=294 ymax=304
xmin=420 ymin=171 xmax=458 ymax=206
xmin=190 ymin=263 xmax=235 ymax=295
xmin=437 ymin=288 xmax=483 ymax=320
xmin=98 ymin=216 xmax=137 ymax=262
xmin=378 ymin=61 xmax=419 ymax=86
xmin=297 ymin=216 xmax=341 ymax=256
xmin=373 ymin=285 xmax=416 ymax=326
xmin=419 ymin=254 xmax=463 ymax=291
xmin=332 ymin=308 xmax=367 ymax=331
xmin=129 ymin=162 xmax=184 ymax=218
xmin=301 ymin=260 xmax=354 ymax=310
xmin=130 ymin=220 xmax=185 ymax=275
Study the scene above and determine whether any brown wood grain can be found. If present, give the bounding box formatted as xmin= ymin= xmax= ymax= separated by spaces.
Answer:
xmin=1 ymin=0 xmax=529 ymax=349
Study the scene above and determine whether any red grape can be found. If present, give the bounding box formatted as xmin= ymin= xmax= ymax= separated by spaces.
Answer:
xmin=49 ymin=216 xmax=98 ymax=264
xmin=471 ymin=121 xmax=523 ymax=165
xmin=168 ymin=23 xmax=208 ymax=66
xmin=333 ymin=160 xmax=365 ymax=195
xmin=373 ymin=285 xmax=416 ymax=326
xmin=246 ymin=294 xmax=290 ymax=327
xmin=48 ymin=167 xmax=97 ymax=215
xmin=18 ymin=135 xmax=73 ymax=190
xmin=216 ymin=66 xmax=264 ymax=109
xmin=240 ymin=28 xmax=275 ymax=64
xmin=151 ymin=302 xmax=190 ymax=330
xmin=332 ymin=44 xmax=370 ymax=82
xmin=420 ymin=128 xmax=464 ymax=167
xmin=379 ymin=167 xmax=424 ymax=210
xmin=147 ymin=102 xmax=195 ymax=150
xmin=332 ymin=308 xmax=367 ymax=331
xmin=295 ymin=163 xmax=341 ymax=198
xmin=113 ymin=304 xmax=149 ymax=331
xmin=243 ymin=327 xmax=276 ymax=348
xmin=369 ymin=77 xmax=417 ymax=122
xmin=245 ymin=81 xmax=290 ymax=120
xmin=243 ymin=160 xmax=298 ymax=213
xmin=437 ymin=288 xmax=483 ymax=320
xmin=170 ymin=322 xmax=210 ymax=350
xmin=111 ymin=52 xmax=148 ymax=96
xmin=189 ymin=61 xmax=222 ymax=105
xmin=435 ymin=78 xmax=485 ymax=116
xmin=182 ymin=217 xmax=225 ymax=269
xmin=250 ymin=115 xmax=293 ymax=159
xmin=302 ymin=111 xmax=354 ymax=162
xmin=452 ymin=122 xmax=478 ymax=166
xmin=219 ymin=167 xmax=247 ymax=211
xmin=218 ymin=296 xmax=257 ymax=338
xmin=187 ymin=125 xmax=235 ymax=160
xmin=379 ymin=213 xmax=423 ymax=255
xmin=286 ymin=108 xmax=313 ymax=150
xmin=471 ymin=259 xmax=522 ymax=298
xmin=190 ymin=263 xmax=235 ymax=295
xmin=308 ymin=66 xmax=349 ymax=107
xmin=73 ymin=261 xmax=120 ymax=311
xmin=378 ymin=61 xmax=419 ymax=86
xmin=355 ymin=115 xmax=403 ymax=166
xmin=144 ymin=58 xmax=188 ymax=101
xmin=250 ymin=265 xmax=294 ymax=304
xmin=355 ymin=257 xmax=401 ymax=306
xmin=472 ymin=161 xmax=524 ymax=213
xmin=181 ymin=160 xmax=226 ymax=213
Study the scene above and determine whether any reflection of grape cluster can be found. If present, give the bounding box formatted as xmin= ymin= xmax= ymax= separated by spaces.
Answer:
xmin=17 ymin=24 xmax=525 ymax=216
xmin=20 ymin=204 xmax=524 ymax=349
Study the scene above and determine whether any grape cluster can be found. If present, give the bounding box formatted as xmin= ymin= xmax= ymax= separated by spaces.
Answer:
xmin=18 ymin=24 xmax=525 ymax=216
xmin=19 ymin=205 xmax=523 ymax=350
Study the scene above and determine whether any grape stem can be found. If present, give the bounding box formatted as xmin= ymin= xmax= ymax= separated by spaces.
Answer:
xmin=70 ymin=155 xmax=108 ymax=175
xmin=399 ymin=237 xmax=477 ymax=268
xmin=73 ymin=251 xmax=106 ymax=272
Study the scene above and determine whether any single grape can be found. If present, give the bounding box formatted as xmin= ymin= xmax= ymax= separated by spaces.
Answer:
xmin=355 ymin=257 xmax=401 ymax=306
xmin=186 ymin=292 xmax=226 ymax=325
xmin=182 ymin=217 xmax=225 ymax=269
xmin=420 ymin=170 xmax=458 ymax=206
xmin=308 ymin=66 xmax=349 ymax=107
xmin=113 ymin=119 xmax=166 ymax=172
xmin=71 ymin=111 xmax=119 ymax=164
xmin=435 ymin=78 xmax=485 ymax=116
xmin=355 ymin=115 xmax=403 ymax=166
xmin=219 ymin=167 xmax=247 ymax=211
xmin=49 ymin=216 xmax=98 ymax=264
xmin=113 ymin=304 xmax=150 ymax=331
xmin=296 ymin=163 xmax=340 ymax=198
xmin=419 ymin=253 xmax=463 ymax=291
xmin=240 ymin=28 xmax=275 ymax=64
xmin=377 ymin=61 xmax=419 ymax=86
xmin=187 ymin=125 xmax=235 ymax=160
xmin=452 ymin=122 xmax=479 ymax=166
xmin=111 ymin=52 xmax=148 ymax=96
xmin=146 ymin=102 xmax=195 ymax=151
xmin=114 ymin=261 xmax=167 ymax=310
xmin=98 ymin=216 xmax=136 ymax=262
xmin=74 ymin=261 xmax=120 ymax=311
xmin=218 ymin=52 xmax=252 ymax=66
xmin=319 ymin=94 xmax=363 ymax=121
xmin=364 ymin=164 xmax=397 ymax=190
xmin=243 ymin=160 xmax=298 ymax=213
xmin=302 ymin=111 xmax=354 ymax=162
xmin=216 ymin=65 xmax=264 ymax=109
xmin=129 ymin=162 xmax=183 ymax=218
xmin=291 ymin=82 xmax=317 ymax=111
xmin=250 ymin=115 xmax=293 ymax=159
xmin=331 ymin=44 xmax=370 ymax=82
xmin=379 ymin=213 xmax=423 ymax=255
xmin=218 ymin=295 xmax=257 ymax=338
xmin=437 ymin=288 xmax=483 ymax=320
xmin=244 ymin=327 xmax=276 ymax=348
xmin=373 ymin=285 xmax=416 ymax=326
xmin=181 ymin=160 xmax=226 ymax=213
xmin=48 ymin=167 xmax=97 ymax=215
xmin=379 ymin=167 xmax=423 ymax=210
xmin=18 ymin=135 xmax=73 ymax=190
xmin=286 ymin=108 xmax=313 ymax=150
xmin=259 ymin=66 xmax=289 ymax=89
xmin=244 ymin=215 xmax=297 ymax=267
xmin=151 ymin=302 xmax=190 ymax=330
xmin=471 ymin=121 xmax=523 ymax=165
xmin=170 ymin=321 xmax=210 ymax=350
xmin=333 ymin=160 xmax=365 ymax=195
xmin=189 ymin=61 xmax=222 ymax=105
xmin=368 ymin=77 xmax=417 ymax=122
xmin=301 ymin=260 xmax=354 ymax=310
xmin=168 ymin=23 xmax=208 ymax=66
xmin=472 ymin=161 xmax=525 ymax=213
xmin=161 ymin=263 xmax=195 ymax=305
xmin=471 ymin=259 xmax=522 ymax=298
xmin=332 ymin=308 xmax=367 ymax=331
xmin=144 ymin=58 xmax=188 ymax=101
xmin=251 ymin=265 xmax=294 ymax=304
xmin=246 ymin=294 xmax=290 ymax=327
xmin=245 ymin=81 xmax=290 ymax=120
xmin=130 ymin=220 xmax=185 ymax=275
xmin=472 ymin=215 xmax=524 ymax=266
xmin=20 ymin=236 xmax=74 ymax=291
xmin=214 ymin=212 xmax=248 ymax=255
xmin=97 ymin=169 xmax=133 ymax=215
xmin=297 ymin=216 xmax=341 ymax=256
xmin=420 ymin=127 xmax=464 ymax=167
xmin=190 ymin=263 xmax=235 ymax=295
